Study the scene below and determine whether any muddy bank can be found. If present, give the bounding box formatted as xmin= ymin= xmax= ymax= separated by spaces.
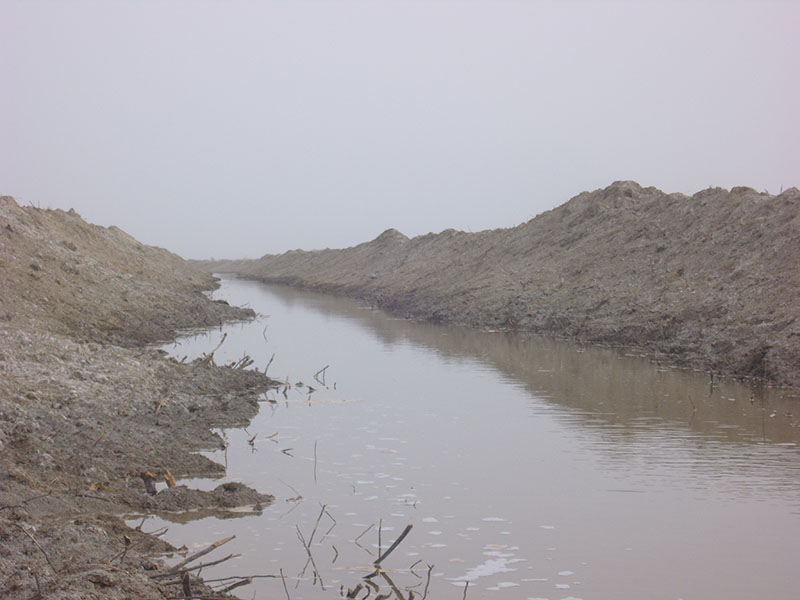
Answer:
xmin=0 ymin=196 xmax=278 ymax=599
xmin=197 ymin=181 xmax=800 ymax=390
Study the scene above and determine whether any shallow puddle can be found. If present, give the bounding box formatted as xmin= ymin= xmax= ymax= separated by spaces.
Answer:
xmin=147 ymin=276 xmax=800 ymax=599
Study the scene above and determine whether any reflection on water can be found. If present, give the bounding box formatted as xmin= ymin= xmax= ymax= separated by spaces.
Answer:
xmin=150 ymin=277 xmax=800 ymax=600
xmin=264 ymin=281 xmax=798 ymax=443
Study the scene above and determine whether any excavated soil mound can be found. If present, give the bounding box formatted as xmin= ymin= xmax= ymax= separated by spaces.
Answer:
xmin=200 ymin=181 xmax=800 ymax=390
xmin=0 ymin=197 xmax=277 ymax=599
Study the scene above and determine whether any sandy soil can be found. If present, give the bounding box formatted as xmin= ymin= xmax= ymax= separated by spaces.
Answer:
xmin=199 ymin=181 xmax=800 ymax=390
xmin=0 ymin=196 xmax=278 ymax=599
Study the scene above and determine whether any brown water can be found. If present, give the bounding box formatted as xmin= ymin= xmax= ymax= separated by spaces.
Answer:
xmin=152 ymin=276 xmax=800 ymax=599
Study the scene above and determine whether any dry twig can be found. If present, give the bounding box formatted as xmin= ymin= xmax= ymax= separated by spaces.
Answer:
xmin=264 ymin=352 xmax=275 ymax=374
xmin=354 ymin=523 xmax=374 ymax=544
xmin=313 ymin=365 xmax=329 ymax=385
xmin=14 ymin=523 xmax=57 ymax=574
xmin=220 ymin=576 xmax=252 ymax=593
xmin=313 ymin=440 xmax=318 ymax=484
xmin=374 ymin=524 xmax=413 ymax=567
xmin=422 ymin=565 xmax=434 ymax=599
xmin=200 ymin=332 xmax=227 ymax=366
xmin=150 ymin=554 xmax=241 ymax=579
xmin=168 ymin=535 xmax=235 ymax=573
xmin=295 ymin=526 xmax=324 ymax=589
xmin=280 ymin=568 xmax=291 ymax=600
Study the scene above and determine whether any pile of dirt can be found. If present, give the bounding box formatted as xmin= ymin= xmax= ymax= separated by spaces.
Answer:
xmin=198 ymin=181 xmax=800 ymax=390
xmin=0 ymin=196 xmax=278 ymax=599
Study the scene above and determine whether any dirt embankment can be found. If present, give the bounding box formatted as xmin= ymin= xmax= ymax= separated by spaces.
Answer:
xmin=0 ymin=196 xmax=278 ymax=599
xmin=198 ymin=181 xmax=800 ymax=390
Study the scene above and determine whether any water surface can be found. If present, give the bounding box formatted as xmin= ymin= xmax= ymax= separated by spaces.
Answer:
xmin=151 ymin=276 xmax=800 ymax=599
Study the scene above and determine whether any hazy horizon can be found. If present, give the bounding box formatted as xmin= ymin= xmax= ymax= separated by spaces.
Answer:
xmin=2 ymin=1 xmax=798 ymax=260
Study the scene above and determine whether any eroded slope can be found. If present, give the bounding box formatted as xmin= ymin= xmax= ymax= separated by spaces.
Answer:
xmin=202 ymin=181 xmax=800 ymax=388
xmin=0 ymin=196 xmax=276 ymax=599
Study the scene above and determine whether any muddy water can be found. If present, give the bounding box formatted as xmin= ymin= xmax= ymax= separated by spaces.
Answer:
xmin=154 ymin=276 xmax=800 ymax=599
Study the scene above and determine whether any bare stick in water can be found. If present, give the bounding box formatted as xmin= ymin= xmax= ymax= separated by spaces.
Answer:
xmin=314 ymin=365 xmax=329 ymax=385
xmin=309 ymin=504 xmax=327 ymax=545
xmin=314 ymin=440 xmax=318 ymax=484
xmin=220 ymin=577 xmax=252 ymax=593
xmin=201 ymin=332 xmax=227 ymax=366
xmin=374 ymin=524 xmax=413 ymax=567
xmin=380 ymin=571 xmax=406 ymax=600
xmin=354 ymin=523 xmax=374 ymax=544
xmin=296 ymin=526 xmax=325 ymax=589
xmin=169 ymin=535 xmax=235 ymax=573
xmin=203 ymin=574 xmax=278 ymax=584
xmin=150 ymin=554 xmax=241 ymax=579
xmin=422 ymin=565 xmax=434 ymax=599
xmin=280 ymin=568 xmax=291 ymax=600
xmin=409 ymin=559 xmax=422 ymax=576
xmin=321 ymin=507 xmax=337 ymax=541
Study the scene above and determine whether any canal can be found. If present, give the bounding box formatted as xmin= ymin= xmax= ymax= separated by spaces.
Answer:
xmin=149 ymin=276 xmax=800 ymax=599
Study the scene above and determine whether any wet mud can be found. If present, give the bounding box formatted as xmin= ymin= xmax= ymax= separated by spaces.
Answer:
xmin=0 ymin=196 xmax=278 ymax=599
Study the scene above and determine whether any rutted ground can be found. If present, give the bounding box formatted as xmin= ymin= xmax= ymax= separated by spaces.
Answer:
xmin=0 ymin=196 xmax=277 ymax=599
xmin=198 ymin=181 xmax=800 ymax=390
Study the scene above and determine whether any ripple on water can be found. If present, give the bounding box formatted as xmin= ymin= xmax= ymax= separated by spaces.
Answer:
xmin=486 ymin=581 xmax=521 ymax=590
xmin=448 ymin=548 xmax=523 ymax=583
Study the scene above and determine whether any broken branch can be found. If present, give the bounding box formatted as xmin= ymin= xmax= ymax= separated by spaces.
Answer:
xmin=200 ymin=332 xmax=227 ymax=366
xmin=280 ymin=568 xmax=291 ymax=600
xmin=354 ymin=523 xmax=374 ymax=544
xmin=220 ymin=576 xmax=252 ymax=593
xmin=14 ymin=523 xmax=57 ymax=574
xmin=169 ymin=535 xmax=235 ymax=573
xmin=374 ymin=524 xmax=413 ymax=567
xmin=150 ymin=553 xmax=241 ymax=579
xmin=313 ymin=365 xmax=329 ymax=385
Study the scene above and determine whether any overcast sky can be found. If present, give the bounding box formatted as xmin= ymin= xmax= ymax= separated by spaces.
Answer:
xmin=1 ymin=1 xmax=798 ymax=259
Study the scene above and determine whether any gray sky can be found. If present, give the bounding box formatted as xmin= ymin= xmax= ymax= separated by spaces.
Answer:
xmin=2 ymin=1 xmax=798 ymax=259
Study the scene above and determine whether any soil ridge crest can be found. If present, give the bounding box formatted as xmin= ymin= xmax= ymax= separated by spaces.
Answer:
xmin=196 ymin=182 xmax=800 ymax=389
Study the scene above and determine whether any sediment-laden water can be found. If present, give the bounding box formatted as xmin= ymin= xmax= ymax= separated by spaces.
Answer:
xmin=151 ymin=276 xmax=800 ymax=599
